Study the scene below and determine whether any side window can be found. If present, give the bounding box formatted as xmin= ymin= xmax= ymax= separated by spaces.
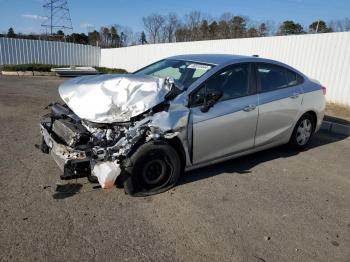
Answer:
xmin=286 ymin=69 xmax=304 ymax=86
xmin=191 ymin=63 xmax=252 ymax=106
xmin=257 ymin=63 xmax=303 ymax=92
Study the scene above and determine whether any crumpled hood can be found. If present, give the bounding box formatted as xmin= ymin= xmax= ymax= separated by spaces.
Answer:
xmin=59 ymin=74 xmax=172 ymax=123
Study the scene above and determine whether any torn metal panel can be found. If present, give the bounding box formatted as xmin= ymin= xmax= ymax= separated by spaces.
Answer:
xmin=52 ymin=119 xmax=88 ymax=147
xmin=149 ymin=104 xmax=189 ymax=134
xmin=59 ymin=74 xmax=172 ymax=123
xmin=40 ymin=123 xmax=87 ymax=171
xmin=40 ymin=73 xmax=193 ymax=187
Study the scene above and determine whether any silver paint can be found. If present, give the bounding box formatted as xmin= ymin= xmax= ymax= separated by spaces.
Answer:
xmin=59 ymin=74 xmax=172 ymax=123
xmin=191 ymin=94 xmax=259 ymax=164
xmin=43 ymin=54 xmax=326 ymax=177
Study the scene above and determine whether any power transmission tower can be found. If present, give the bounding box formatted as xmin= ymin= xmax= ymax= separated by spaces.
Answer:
xmin=41 ymin=0 xmax=73 ymax=36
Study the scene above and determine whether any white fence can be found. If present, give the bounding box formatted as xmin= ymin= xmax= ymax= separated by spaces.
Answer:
xmin=0 ymin=37 xmax=100 ymax=66
xmin=101 ymin=32 xmax=350 ymax=106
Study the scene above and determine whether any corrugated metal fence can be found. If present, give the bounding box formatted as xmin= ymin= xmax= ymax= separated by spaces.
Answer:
xmin=101 ymin=32 xmax=350 ymax=106
xmin=0 ymin=37 xmax=100 ymax=66
xmin=1 ymin=34 xmax=349 ymax=106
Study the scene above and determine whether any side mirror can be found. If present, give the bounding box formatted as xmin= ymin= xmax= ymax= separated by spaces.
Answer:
xmin=200 ymin=90 xmax=223 ymax=113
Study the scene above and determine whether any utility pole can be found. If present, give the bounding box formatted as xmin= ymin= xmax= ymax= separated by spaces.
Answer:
xmin=41 ymin=0 xmax=73 ymax=36
xmin=50 ymin=0 xmax=53 ymax=35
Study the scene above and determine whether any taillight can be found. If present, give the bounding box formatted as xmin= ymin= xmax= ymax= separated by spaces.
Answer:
xmin=321 ymin=86 xmax=326 ymax=95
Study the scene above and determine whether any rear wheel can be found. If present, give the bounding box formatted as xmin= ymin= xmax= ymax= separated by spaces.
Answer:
xmin=123 ymin=141 xmax=181 ymax=197
xmin=289 ymin=113 xmax=315 ymax=150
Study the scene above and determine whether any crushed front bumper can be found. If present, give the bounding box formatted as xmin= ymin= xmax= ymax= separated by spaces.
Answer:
xmin=40 ymin=123 xmax=90 ymax=178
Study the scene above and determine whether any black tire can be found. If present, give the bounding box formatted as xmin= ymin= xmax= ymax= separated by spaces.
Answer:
xmin=123 ymin=141 xmax=181 ymax=197
xmin=289 ymin=113 xmax=315 ymax=150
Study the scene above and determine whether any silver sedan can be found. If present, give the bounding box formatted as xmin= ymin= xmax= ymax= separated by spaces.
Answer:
xmin=40 ymin=54 xmax=326 ymax=196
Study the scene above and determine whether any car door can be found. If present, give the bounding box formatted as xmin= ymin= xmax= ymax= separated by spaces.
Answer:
xmin=190 ymin=63 xmax=259 ymax=165
xmin=254 ymin=62 xmax=304 ymax=147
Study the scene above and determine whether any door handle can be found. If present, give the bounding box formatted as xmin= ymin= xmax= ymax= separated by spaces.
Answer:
xmin=290 ymin=93 xmax=300 ymax=99
xmin=243 ymin=104 xmax=256 ymax=112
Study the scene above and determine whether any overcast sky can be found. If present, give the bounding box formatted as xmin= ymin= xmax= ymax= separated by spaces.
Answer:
xmin=1 ymin=0 xmax=349 ymax=34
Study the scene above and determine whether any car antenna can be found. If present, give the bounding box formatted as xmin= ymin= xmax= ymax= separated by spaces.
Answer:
xmin=252 ymin=54 xmax=259 ymax=57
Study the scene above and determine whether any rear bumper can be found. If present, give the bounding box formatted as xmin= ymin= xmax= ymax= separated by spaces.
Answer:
xmin=40 ymin=123 xmax=89 ymax=172
xmin=315 ymin=110 xmax=325 ymax=132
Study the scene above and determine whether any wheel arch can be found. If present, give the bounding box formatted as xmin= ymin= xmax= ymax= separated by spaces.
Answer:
xmin=303 ymin=110 xmax=318 ymax=131
xmin=166 ymin=137 xmax=187 ymax=172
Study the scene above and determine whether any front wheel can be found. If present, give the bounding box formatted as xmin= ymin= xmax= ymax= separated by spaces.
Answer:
xmin=123 ymin=141 xmax=181 ymax=197
xmin=289 ymin=113 xmax=315 ymax=150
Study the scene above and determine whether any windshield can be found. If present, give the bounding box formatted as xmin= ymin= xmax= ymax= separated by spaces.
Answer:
xmin=135 ymin=59 xmax=213 ymax=88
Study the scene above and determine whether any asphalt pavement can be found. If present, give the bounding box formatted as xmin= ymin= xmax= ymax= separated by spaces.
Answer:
xmin=0 ymin=76 xmax=349 ymax=262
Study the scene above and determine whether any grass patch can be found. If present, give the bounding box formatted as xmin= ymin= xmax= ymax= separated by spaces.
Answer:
xmin=2 ymin=64 xmax=67 ymax=72
xmin=93 ymin=66 xmax=128 ymax=74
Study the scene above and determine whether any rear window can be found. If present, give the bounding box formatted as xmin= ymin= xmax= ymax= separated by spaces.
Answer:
xmin=257 ymin=63 xmax=303 ymax=92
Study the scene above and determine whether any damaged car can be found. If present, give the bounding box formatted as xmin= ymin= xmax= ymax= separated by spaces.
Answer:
xmin=39 ymin=54 xmax=326 ymax=196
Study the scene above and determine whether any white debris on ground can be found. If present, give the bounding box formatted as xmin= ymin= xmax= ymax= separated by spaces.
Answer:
xmin=92 ymin=161 xmax=121 ymax=189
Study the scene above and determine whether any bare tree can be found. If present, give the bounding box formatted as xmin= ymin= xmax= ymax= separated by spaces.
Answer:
xmin=329 ymin=18 xmax=350 ymax=32
xmin=142 ymin=14 xmax=166 ymax=43
xmin=115 ymin=24 xmax=134 ymax=46
xmin=164 ymin=13 xmax=180 ymax=43
xmin=185 ymin=11 xmax=202 ymax=30
xmin=220 ymin=12 xmax=234 ymax=23
xmin=185 ymin=11 xmax=202 ymax=40
xmin=100 ymin=27 xmax=110 ymax=47
xmin=126 ymin=30 xmax=140 ymax=46
xmin=264 ymin=20 xmax=276 ymax=36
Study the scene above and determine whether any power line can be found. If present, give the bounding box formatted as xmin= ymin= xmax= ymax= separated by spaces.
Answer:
xmin=41 ymin=0 xmax=73 ymax=36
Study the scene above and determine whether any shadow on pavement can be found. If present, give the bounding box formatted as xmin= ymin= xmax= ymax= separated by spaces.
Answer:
xmin=52 ymin=183 xmax=83 ymax=199
xmin=324 ymin=115 xmax=350 ymax=126
xmin=179 ymin=131 xmax=349 ymax=186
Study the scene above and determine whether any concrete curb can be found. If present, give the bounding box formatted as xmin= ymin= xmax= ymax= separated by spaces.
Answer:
xmin=321 ymin=121 xmax=350 ymax=136
xmin=1 ymin=71 xmax=56 ymax=76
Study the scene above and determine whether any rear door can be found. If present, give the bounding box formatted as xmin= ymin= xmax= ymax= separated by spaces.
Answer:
xmin=254 ymin=62 xmax=304 ymax=147
xmin=190 ymin=63 xmax=259 ymax=165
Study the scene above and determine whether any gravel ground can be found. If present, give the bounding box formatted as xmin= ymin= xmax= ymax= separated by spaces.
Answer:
xmin=0 ymin=76 xmax=349 ymax=262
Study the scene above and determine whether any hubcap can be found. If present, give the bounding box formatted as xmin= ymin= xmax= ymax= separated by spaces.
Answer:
xmin=296 ymin=119 xmax=312 ymax=146
xmin=142 ymin=159 xmax=167 ymax=185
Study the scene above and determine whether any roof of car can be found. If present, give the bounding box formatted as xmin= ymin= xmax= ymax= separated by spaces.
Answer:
xmin=168 ymin=54 xmax=258 ymax=65
xmin=166 ymin=54 xmax=307 ymax=79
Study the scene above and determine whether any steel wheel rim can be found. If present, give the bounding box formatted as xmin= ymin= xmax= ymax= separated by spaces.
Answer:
xmin=296 ymin=119 xmax=312 ymax=146
xmin=142 ymin=159 xmax=167 ymax=185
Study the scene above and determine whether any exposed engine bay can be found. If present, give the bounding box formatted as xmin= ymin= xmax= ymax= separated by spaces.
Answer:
xmin=40 ymin=74 xmax=190 ymax=191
